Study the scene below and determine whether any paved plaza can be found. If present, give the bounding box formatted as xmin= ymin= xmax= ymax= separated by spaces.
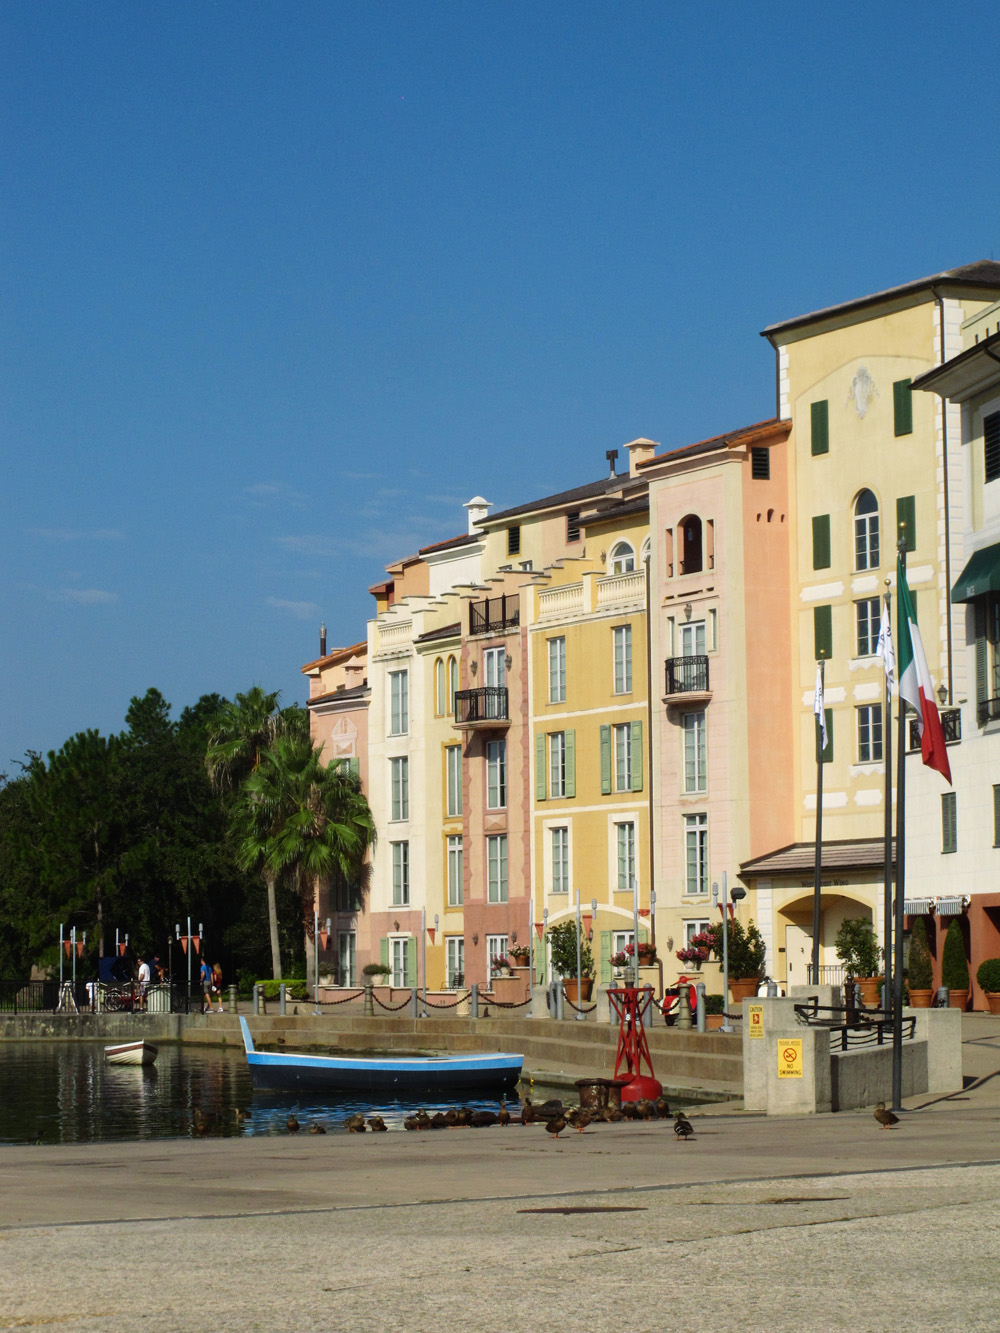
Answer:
xmin=3 ymin=1019 xmax=1000 ymax=1332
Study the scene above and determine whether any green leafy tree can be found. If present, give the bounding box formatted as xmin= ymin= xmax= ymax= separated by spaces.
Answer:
xmin=941 ymin=919 xmax=969 ymax=992
xmin=906 ymin=916 xmax=933 ymax=990
xmin=706 ymin=917 xmax=767 ymax=979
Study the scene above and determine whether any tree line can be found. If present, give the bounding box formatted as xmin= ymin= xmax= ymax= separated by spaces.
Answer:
xmin=0 ymin=686 xmax=374 ymax=987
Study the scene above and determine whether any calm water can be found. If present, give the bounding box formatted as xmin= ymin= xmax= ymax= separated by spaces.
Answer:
xmin=0 ymin=1043 xmax=518 ymax=1144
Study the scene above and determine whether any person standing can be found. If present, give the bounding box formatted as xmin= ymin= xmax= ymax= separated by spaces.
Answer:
xmin=211 ymin=961 xmax=224 ymax=1014
xmin=137 ymin=957 xmax=151 ymax=1012
xmin=199 ymin=957 xmax=212 ymax=1015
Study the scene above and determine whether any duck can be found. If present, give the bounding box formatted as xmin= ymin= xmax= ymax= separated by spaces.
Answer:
xmin=521 ymin=1098 xmax=536 ymax=1126
xmin=368 ymin=1115 xmax=387 ymax=1132
xmin=430 ymin=1112 xmax=449 ymax=1129
xmin=470 ymin=1110 xmax=498 ymax=1128
xmin=443 ymin=1108 xmax=460 ymax=1127
xmin=346 ymin=1112 xmax=367 ymax=1133
xmin=874 ymin=1102 xmax=899 ymax=1130
xmin=604 ymin=1108 xmax=625 ymax=1123
xmin=536 ymin=1099 xmax=565 ymax=1121
xmin=545 ymin=1115 xmax=567 ymax=1140
xmin=636 ymin=1099 xmax=656 ymax=1120
xmin=414 ymin=1109 xmax=432 ymax=1130
xmin=620 ymin=1101 xmax=638 ymax=1120
xmin=455 ymin=1106 xmax=472 ymax=1127
xmin=655 ymin=1097 xmax=671 ymax=1119
xmin=286 ymin=1115 xmax=301 ymax=1134
xmin=309 ymin=1122 xmax=327 ymax=1135
xmin=572 ymin=1109 xmax=594 ymax=1134
xmin=673 ymin=1111 xmax=695 ymax=1141
xmin=498 ymin=1099 xmax=510 ymax=1127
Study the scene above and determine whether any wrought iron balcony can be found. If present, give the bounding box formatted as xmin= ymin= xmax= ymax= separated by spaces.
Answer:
xmin=978 ymin=697 xmax=1000 ymax=727
xmin=908 ymin=707 xmax=962 ymax=749
xmin=664 ymin=654 xmax=711 ymax=703
xmin=469 ymin=595 xmax=520 ymax=636
xmin=454 ymin=686 xmax=509 ymax=729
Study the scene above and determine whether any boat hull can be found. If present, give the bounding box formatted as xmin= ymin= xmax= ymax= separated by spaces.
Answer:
xmin=105 ymin=1041 xmax=158 ymax=1067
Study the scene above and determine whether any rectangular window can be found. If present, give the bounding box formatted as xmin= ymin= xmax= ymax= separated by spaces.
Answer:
xmin=614 ymin=723 xmax=631 ymax=792
xmin=986 ymin=411 xmax=1000 ymax=485
xmin=487 ymin=835 xmax=508 ymax=903
xmin=993 ymin=784 xmax=1000 ymax=847
xmin=507 ymin=525 xmax=521 ymax=556
xmin=680 ymin=620 xmax=706 ymax=657
xmin=896 ymin=496 xmax=916 ymax=553
xmin=566 ymin=511 xmax=581 ymax=542
xmin=616 ymin=822 xmax=636 ymax=893
xmin=487 ymin=934 xmax=509 ymax=971
xmin=893 ymin=378 xmax=913 ymax=437
xmin=391 ymin=842 xmax=409 ymax=906
xmin=483 ymin=646 xmax=506 ymax=688
xmin=683 ymin=710 xmax=707 ymax=793
xmin=445 ymin=745 xmax=462 ymax=817
xmin=337 ymin=931 xmax=356 ymax=987
xmin=814 ymin=605 xmax=833 ymax=660
xmin=391 ymin=937 xmax=410 ymax=988
xmin=389 ymin=670 xmax=408 ymax=735
xmin=549 ymin=731 xmax=566 ymax=799
xmin=942 ymin=791 xmax=957 ymax=855
xmin=446 ymin=936 xmax=465 ymax=988
xmin=548 ymin=636 xmax=566 ymax=703
xmin=390 ymin=757 xmax=409 ymax=821
xmin=486 ymin=739 xmax=506 ymax=809
xmin=857 ymin=704 xmax=883 ymax=762
xmin=684 ymin=813 xmax=708 ymax=896
xmin=751 ymin=446 xmax=770 ymax=479
xmin=855 ymin=597 xmax=882 ymax=657
xmin=812 ymin=514 xmax=831 ymax=570
xmin=811 ymin=400 xmax=829 ymax=456
xmin=685 ymin=919 xmax=710 ymax=946
xmin=613 ymin=625 xmax=633 ymax=693
xmin=551 ymin=826 xmax=569 ymax=894
xmin=447 ymin=835 xmax=463 ymax=906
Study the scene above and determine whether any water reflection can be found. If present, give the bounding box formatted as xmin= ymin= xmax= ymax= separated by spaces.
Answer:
xmin=0 ymin=1043 xmax=518 ymax=1144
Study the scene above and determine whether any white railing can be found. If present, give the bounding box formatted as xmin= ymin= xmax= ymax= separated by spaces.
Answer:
xmin=376 ymin=620 xmax=413 ymax=655
xmin=538 ymin=583 xmax=584 ymax=619
xmin=596 ymin=569 xmax=646 ymax=609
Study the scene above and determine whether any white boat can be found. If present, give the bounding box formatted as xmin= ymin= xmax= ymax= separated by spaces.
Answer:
xmin=104 ymin=1040 xmax=158 ymax=1067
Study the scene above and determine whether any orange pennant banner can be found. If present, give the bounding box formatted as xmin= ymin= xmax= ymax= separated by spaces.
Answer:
xmin=535 ymin=922 xmax=544 ymax=938
xmin=319 ymin=930 xmax=329 ymax=950
xmin=426 ymin=928 xmax=435 ymax=945
xmin=63 ymin=940 xmax=72 ymax=958
xmin=180 ymin=937 xmax=188 ymax=954
xmin=119 ymin=942 xmax=127 ymax=955
xmin=76 ymin=940 xmax=84 ymax=957
xmin=192 ymin=936 xmax=201 ymax=954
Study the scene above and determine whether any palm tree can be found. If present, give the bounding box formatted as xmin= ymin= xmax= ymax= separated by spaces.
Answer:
xmin=231 ymin=735 xmax=375 ymax=980
xmin=206 ymin=688 xmax=306 ymax=975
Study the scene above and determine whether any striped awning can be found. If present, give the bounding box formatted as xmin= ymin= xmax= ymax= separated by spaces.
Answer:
xmin=904 ymin=899 xmax=934 ymax=916
xmin=936 ymin=897 xmax=967 ymax=916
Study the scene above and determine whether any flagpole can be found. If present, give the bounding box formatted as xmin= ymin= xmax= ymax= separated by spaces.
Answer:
xmin=882 ymin=583 xmax=893 ymax=1007
xmin=892 ymin=543 xmax=908 ymax=1111
xmin=812 ymin=658 xmax=825 ymax=985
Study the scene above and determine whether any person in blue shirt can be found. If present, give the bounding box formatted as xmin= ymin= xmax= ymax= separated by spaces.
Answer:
xmin=199 ymin=957 xmax=212 ymax=1015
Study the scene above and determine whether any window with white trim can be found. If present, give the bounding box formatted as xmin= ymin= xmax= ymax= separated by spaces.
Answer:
xmin=549 ymin=731 xmax=567 ymax=799
xmin=391 ymin=937 xmax=409 ymax=987
xmin=446 ymin=744 xmax=462 ymax=817
xmin=613 ymin=625 xmax=633 ymax=693
xmin=616 ymin=821 xmax=636 ymax=893
xmin=483 ymin=647 xmax=506 ymax=688
xmin=548 ymin=636 xmax=566 ymax=703
xmin=390 ymin=757 xmax=409 ymax=821
xmin=487 ymin=933 xmax=509 ymax=970
xmin=389 ymin=670 xmax=408 ymax=735
xmin=551 ymin=826 xmax=569 ymax=895
xmin=684 ymin=814 xmax=708 ymax=896
xmin=854 ymin=490 xmax=880 ymax=571
xmin=338 ymin=931 xmax=356 ymax=987
xmin=487 ymin=835 xmax=508 ymax=903
xmin=486 ymin=739 xmax=506 ymax=810
xmin=446 ymin=936 xmax=465 ymax=988
xmin=855 ymin=597 xmax=882 ymax=657
xmin=614 ymin=723 xmax=633 ymax=791
xmin=448 ymin=656 xmax=458 ymax=713
xmin=683 ymin=710 xmax=707 ymax=793
xmin=857 ymin=704 xmax=883 ymax=763
xmin=391 ymin=841 xmax=409 ymax=906
xmin=447 ymin=835 xmax=463 ymax=906
xmin=610 ymin=541 xmax=635 ymax=574
xmin=434 ymin=658 xmax=446 ymax=715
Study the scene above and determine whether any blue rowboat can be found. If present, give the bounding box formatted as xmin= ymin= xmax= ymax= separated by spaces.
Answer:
xmin=239 ymin=1018 xmax=523 ymax=1094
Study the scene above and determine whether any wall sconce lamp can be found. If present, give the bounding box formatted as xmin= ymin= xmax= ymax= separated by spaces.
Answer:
xmin=510 ymin=929 xmax=517 ymax=943
xmin=938 ymin=683 xmax=948 ymax=707
xmin=472 ymin=932 xmax=479 ymax=945
xmin=589 ymin=898 xmax=597 ymax=942
xmin=470 ymin=660 xmax=478 ymax=677
xmin=393 ymin=920 xmax=399 ymax=933
xmin=684 ymin=602 xmax=693 ymax=620
xmin=505 ymin=652 xmax=512 ymax=671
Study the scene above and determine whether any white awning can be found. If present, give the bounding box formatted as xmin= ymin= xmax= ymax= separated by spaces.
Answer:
xmin=936 ymin=897 xmax=967 ymax=916
xmin=904 ymin=899 xmax=934 ymax=915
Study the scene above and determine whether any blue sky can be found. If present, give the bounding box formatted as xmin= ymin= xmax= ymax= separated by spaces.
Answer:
xmin=3 ymin=1 xmax=998 ymax=767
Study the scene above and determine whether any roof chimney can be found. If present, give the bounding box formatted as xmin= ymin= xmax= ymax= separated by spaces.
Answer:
xmin=624 ymin=438 xmax=659 ymax=477
xmin=319 ymin=622 xmax=327 ymax=657
xmin=605 ymin=449 xmax=618 ymax=478
xmin=464 ymin=496 xmax=492 ymax=534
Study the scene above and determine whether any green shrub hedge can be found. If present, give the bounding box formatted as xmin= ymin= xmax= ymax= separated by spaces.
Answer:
xmin=976 ymin=958 xmax=1000 ymax=993
xmin=256 ymin=979 xmax=308 ymax=1001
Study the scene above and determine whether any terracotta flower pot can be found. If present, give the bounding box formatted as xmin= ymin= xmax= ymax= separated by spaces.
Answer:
xmin=985 ymin=992 xmax=1000 ymax=1015
xmin=948 ymin=988 xmax=970 ymax=1011
xmin=562 ymin=978 xmax=594 ymax=1004
xmin=728 ymin=977 xmax=759 ymax=1003
xmin=907 ymin=988 xmax=934 ymax=1008
xmin=857 ymin=976 xmax=883 ymax=1006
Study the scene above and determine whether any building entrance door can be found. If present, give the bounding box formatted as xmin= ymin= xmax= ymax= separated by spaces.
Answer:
xmin=785 ymin=923 xmax=812 ymax=990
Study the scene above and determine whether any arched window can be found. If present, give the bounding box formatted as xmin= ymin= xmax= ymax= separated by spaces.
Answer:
xmin=679 ymin=515 xmax=703 ymax=574
xmin=447 ymin=656 xmax=458 ymax=715
xmin=610 ymin=541 xmax=635 ymax=574
xmin=435 ymin=658 xmax=446 ymax=716
xmin=854 ymin=489 xmax=880 ymax=571
xmin=640 ymin=536 xmax=651 ymax=564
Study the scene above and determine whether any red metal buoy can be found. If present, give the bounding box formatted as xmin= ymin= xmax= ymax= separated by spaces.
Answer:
xmin=608 ymin=985 xmax=663 ymax=1101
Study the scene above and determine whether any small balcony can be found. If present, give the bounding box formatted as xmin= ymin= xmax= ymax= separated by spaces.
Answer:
xmin=469 ymin=595 xmax=520 ymax=636
xmin=454 ymin=687 xmax=510 ymax=730
xmin=978 ymin=697 xmax=1000 ymax=727
xmin=663 ymin=655 xmax=711 ymax=705
xmin=908 ymin=707 xmax=962 ymax=749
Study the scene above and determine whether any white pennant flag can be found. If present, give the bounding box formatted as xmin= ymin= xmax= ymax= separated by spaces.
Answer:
xmin=814 ymin=664 xmax=828 ymax=751
xmin=876 ymin=598 xmax=895 ymax=688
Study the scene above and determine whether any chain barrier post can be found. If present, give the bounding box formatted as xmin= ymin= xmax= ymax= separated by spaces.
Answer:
xmin=410 ymin=986 xmax=418 ymax=1018
xmin=696 ymin=981 xmax=706 ymax=1032
xmin=279 ymin=983 xmax=286 ymax=1016
xmin=470 ymin=983 xmax=479 ymax=1019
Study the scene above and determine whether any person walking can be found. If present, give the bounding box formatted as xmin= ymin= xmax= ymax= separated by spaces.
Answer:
xmin=199 ymin=957 xmax=212 ymax=1015
xmin=212 ymin=961 xmax=224 ymax=1014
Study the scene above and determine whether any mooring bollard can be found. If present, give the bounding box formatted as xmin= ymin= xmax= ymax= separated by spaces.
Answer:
xmin=696 ymin=982 xmax=706 ymax=1032
xmin=252 ymin=983 xmax=260 ymax=1016
xmin=677 ymin=984 xmax=693 ymax=1030
xmin=553 ymin=981 xmax=564 ymax=1022
xmin=470 ymin=983 xmax=479 ymax=1019
xmin=363 ymin=982 xmax=374 ymax=1016
xmin=409 ymin=986 xmax=418 ymax=1018
xmin=279 ymin=982 xmax=287 ymax=1016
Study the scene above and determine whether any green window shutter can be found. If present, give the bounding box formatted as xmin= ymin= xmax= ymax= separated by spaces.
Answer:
xmin=942 ymin=792 xmax=957 ymax=854
xmin=600 ymin=725 xmax=612 ymax=794
xmin=535 ymin=940 xmax=547 ymax=986
xmin=600 ymin=931 xmax=612 ymax=985
xmin=812 ymin=515 xmax=831 ymax=570
xmin=535 ymin=733 xmax=547 ymax=800
xmin=893 ymin=379 xmax=913 ymax=437
xmin=564 ymin=729 xmax=576 ymax=798
xmin=405 ymin=940 xmax=416 ymax=987
xmin=811 ymin=400 xmax=829 ymax=456
xmin=976 ymin=603 xmax=988 ymax=705
xmin=630 ymin=721 xmax=643 ymax=792
xmin=896 ymin=496 xmax=916 ymax=552
xmin=814 ymin=605 xmax=833 ymax=660
xmin=815 ymin=709 xmax=834 ymax=764
xmin=380 ymin=937 xmax=389 ymax=969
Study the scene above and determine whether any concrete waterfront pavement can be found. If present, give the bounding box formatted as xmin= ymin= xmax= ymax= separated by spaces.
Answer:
xmin=4 ymin=1093 xmax=1000 ymax=1332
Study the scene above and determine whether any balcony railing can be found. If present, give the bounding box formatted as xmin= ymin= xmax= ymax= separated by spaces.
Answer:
xmin=908 ymin=707 xmax=962 ymax=749
xmin=454 ymin=686 xmax=509 ymax=726
xmin=664 ymin=655 xmax=710 ymax=696
xmin=469 ymin=595 xmax=519 ymax=636
xmin=978 ymin=697 xmax=1000 ymax=726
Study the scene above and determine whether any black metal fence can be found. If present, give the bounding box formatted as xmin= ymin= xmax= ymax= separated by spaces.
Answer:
xmin=469 ymin=595 xmax=519 ymax=635
xmin=909 ymin=707 xmax=961 ymax=748
xmin=664 ymin=654 xmax=709 ymax=695
xmin=454 ymin=686 xmax=509 ymax=724
xmin=0 ymin=980 xmax=204 ymax=1015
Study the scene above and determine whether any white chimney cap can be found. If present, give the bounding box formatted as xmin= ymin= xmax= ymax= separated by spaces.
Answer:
xmin=464 ymin=496 xmax=492 ymax=534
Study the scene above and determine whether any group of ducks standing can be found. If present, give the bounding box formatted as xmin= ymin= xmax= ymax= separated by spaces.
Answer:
xmin=335 ymin=1095 xmax=697 ymax=1138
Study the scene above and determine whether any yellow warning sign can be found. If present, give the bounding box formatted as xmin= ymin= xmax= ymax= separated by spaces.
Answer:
xmin=778 ymin=1039 xmax=803 ymax=1078
xmin=748 ymin=1003 xmax=764 ymax=1038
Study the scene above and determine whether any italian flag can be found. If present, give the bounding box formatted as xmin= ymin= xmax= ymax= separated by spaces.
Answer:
xmin=897 ymin=556 xmax=952 ymax=785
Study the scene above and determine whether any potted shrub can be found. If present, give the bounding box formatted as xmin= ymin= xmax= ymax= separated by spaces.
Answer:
xmin=906 ymin=917 xmax=934 ymax=1007
xmin=362 ymin=962 xmax=391 ymax=981
xmin=706 ymin=918 xmax=766 ymax=1001
xmin=835 ymin=917 xmax=883 ymax=1005
xmin=547 ymin=920 xmax=594 ymax=1002
xmin=704 ymin=992 xmax=726 ymax=1030
xmin=508 ymin=945 xmax=530 ymax=967
xmin=942 ymin=919 xmax=970 ymax=1010
xmin=976 ymin=958 xmax=1000 ymax=1015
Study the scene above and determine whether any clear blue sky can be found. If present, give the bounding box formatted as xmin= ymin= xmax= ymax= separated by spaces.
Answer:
xmin=3 ymin=1 xmax=998 ymax=768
